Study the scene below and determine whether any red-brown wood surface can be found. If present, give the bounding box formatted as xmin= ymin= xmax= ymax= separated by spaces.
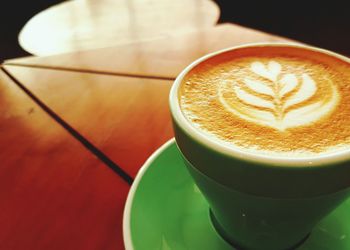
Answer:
xmin=3 ymin=65 xmax=174 ymax=178
xmin=0 ymin=69 xmax=129 ymax=250
xmin=8 ymin=24 xmax=293 ymax=78
xmin=1 ymin=5 xmax=293 ymax=248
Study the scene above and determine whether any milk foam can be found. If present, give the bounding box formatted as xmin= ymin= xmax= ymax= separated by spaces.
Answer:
xmin=180 ymin=46 xmax=350 ymax=156
xmin=218 ymin=61 xmax=339 ymax=131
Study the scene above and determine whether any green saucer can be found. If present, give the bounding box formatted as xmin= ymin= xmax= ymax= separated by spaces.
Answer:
xmin=123 ymin=139 xmax=350 ymax=250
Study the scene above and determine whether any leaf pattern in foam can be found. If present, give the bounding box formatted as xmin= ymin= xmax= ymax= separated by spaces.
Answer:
xmin=234 ymin=85 xmax=274 ymax=109
xmin=218 ymin=61 xmax=339 ymax=131
xmin=279 ymin=74 xmax=298 ymax=97
xmin=251 ymin=61 xmax=281 ymax=81
xmin=283 ymin=74 xmax=316 ymax=110
xmin=218 ymin=83 xmax=275 ymax=126
xmin=244 ymin=78 xmax=274 ymax=96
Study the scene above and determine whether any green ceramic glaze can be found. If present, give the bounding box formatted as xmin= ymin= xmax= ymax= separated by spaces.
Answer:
xmin=173 ymin=122 xmax=350 ymax=199
xmin=169 ymin=43 xmax=350 ymax=199
xmin=127 ymin=141 xmax=350 ymax=250
xmin=169 ymin=43 xmax=350 ymax=249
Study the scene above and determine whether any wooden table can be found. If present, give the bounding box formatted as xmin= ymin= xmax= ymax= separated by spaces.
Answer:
xmin=1 ymin=4 xmax=292 ymax=249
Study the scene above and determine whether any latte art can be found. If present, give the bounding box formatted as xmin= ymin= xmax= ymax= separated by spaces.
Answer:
xmin=180 ymin=46 xmax=350 ymax=156
xmin=218 ymin=61 xmax=339 ymax=130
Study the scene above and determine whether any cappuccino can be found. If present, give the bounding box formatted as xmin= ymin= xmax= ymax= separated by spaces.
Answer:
xmin=179 ymin=46 xmax=350 ymax=157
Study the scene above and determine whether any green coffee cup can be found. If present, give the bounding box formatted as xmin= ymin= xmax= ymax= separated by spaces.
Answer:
xmin=169 ymin=43 xmax=350 ymax=250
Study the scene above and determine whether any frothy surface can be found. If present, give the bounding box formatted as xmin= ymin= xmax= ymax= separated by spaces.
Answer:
xmin=179 ymin=46 xmax=350 ymax=157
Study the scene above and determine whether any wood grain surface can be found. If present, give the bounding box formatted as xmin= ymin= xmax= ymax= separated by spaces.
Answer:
xmin=2 ymin=2 xmax=296 ymax=248
xmin=9 ymin=24 xmax=294 ymax=78
xmin=18 ymin=0 xmax=220 ymax=56
xmin=0 ymin=69 xmax=129 ymax=250
xmin=3 ymin=65 xmax=174 ymax=178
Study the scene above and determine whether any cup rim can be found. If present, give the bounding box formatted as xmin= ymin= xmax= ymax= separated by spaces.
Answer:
xmin=169 ymin=42 xmax=350 ymax=167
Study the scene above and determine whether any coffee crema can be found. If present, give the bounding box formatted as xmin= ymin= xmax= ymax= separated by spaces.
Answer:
xmin=179 ymin=46 xmax=350 ymax=156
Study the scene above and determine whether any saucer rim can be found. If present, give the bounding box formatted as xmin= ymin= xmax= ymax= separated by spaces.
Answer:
xmin=122 ymin=137 xmax=350 ymax=250
xmin=123 ymin=138 xmax=176 ymax=250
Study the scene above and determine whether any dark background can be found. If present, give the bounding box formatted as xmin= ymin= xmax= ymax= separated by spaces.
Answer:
xmin=0 ymin=0 xmax=349 ymax=61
